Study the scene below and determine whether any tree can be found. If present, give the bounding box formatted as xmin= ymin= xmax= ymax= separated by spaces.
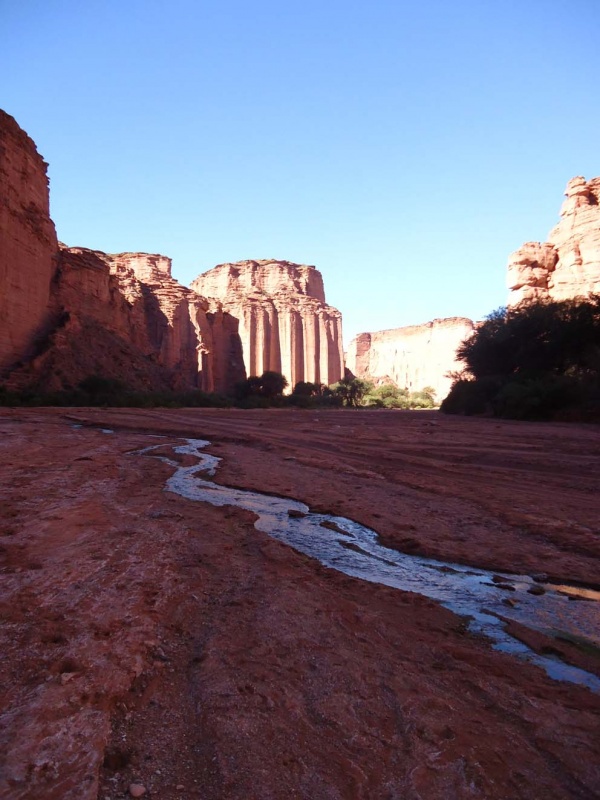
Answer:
xmin=330 ymin=376 xmax=372 ymax=407
xmin=457 ymin=298 xmax=600 ymax=380
xmin=442 ymin=296 xmax=600 ymax=419
xmin=234 ymin=371 xmax=288 ymax=405
xmin=259 ymin=371 xmax=288 ymax=399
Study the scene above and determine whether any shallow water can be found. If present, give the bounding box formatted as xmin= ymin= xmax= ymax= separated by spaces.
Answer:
xmin=142 ymin=437 xmax=600 ymax=694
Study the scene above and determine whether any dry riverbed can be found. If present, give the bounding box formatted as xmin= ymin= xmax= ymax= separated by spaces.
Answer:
xmin=0 ymin=408 xmax=599 ymax=799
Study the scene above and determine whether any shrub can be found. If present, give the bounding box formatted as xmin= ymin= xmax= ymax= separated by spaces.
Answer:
xmin=443 ymin=296 xmax=600 ymax=420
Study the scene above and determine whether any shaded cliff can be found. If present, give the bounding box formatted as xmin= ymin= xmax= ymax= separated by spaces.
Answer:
xmin=346 ymin=318 xmax=474 ymax=402
xmin=192 ymin=260 xmax=345 ymax=389
xmin=1 ymin=112 xmax=345 ymax=396
xmin=0 ymin=110 xmax=246 ymax=395
xmin=7 ymin=245 xmax=246 ymax=394
xmin=0 ymin=109 xmax=58 ymax=374
xmin=508 ymin=176 xmax=600 ymax=305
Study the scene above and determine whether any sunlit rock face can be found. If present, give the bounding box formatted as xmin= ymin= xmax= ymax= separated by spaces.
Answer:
xmin=0 ymin=110 xmax=58 ymax=375
xmin=192 ymin=260 xmax=345 ymax=388
xmin=346 ymin=318 xmax=474 ymax=403
xmin=508 ymin=177 xmax=600 ymax=305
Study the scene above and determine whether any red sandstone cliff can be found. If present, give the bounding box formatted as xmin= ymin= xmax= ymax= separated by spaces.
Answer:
xmin=508 ymin=176 xmax=600 ymax=305
xmin=8 ymin=245 xmax=245 ymax=394
xmin=346 ymin=317 xmax=474 ymax=402
xmin=0 ymin=110 xmax=58 ymax=375
xmin=191 ymin=260 xmax=345 ymax=389
xmin=0 ymin=110 xmax=248 ymax=395
xmin=1 ymin=113 xmax=343 ymax=396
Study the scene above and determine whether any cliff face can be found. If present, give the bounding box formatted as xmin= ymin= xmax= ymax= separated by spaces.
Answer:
xmin=508 ymin=176 xmax=600 ymax=305
xmin=346 ymin=317 xmax=474 ymax=402
xmin=0 ymin=110 xmax=58 ymax=374
xmin=1 ymin=112 xmax=342 ymax=396
xmin=192 ymin=260 xmax=344 ymax=388
xmin=8 ymin=246 xmax=245 ymax=394
xmin=103 ymin=251 xmax=245 ymax=392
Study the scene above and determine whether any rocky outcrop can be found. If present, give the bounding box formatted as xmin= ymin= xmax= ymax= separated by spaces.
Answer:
xmin=192 ymin=260 xmax=344 ymax=388
xmin=0 ymin=110 xmax=58 ymax=374
xmin=0 ymin=110 xmax=248 ymax=395
xmin=8 ymin=246 xmax=245 ymax=394
xmin=508 ymin=176 xmax=600 ymax=305
xmin=1 ymin=112 xmax=343 ymax=396
xmin=101 ymin=251 xmax=245 ymax=392
xmin=346 ymin=318 xmax=474 ymax=402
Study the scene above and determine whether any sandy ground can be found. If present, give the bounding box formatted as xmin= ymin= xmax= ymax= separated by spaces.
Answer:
xmin=0 ymin=407 xmax=599 ymax=800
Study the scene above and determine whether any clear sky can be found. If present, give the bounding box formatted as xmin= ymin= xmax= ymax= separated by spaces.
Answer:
xmin=2 ymin=0 xmax=599 ymax=345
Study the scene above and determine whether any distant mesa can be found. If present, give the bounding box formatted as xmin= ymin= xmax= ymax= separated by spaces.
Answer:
xmin=345 ymin=318 xmax=475 ymax=403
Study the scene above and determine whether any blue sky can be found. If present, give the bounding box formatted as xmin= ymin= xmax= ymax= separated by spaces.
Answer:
xmin=2 ymin=0 xmax=599 ymax=344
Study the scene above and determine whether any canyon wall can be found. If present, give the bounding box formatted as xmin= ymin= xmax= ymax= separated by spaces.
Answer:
xmin=0 ymin=110 xmax=58 ymax=374
xmin=346 ymin=317 xmax=474 ymax=402
xmin=0 ymin=110 xmax=246 ymax=394
xmin=8 ymin=245 xmax=246 ymax=394
xmin=0 ymin=111 xmax=341 ymax=396
xmin=192 ymin=260 xmax=344 ymax=389
xmin=508 ymin=176 xmax=600 ymax=305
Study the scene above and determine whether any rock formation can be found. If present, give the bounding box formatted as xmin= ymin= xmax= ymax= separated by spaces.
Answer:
xmin=1 ymin=111 xmax=344 ymax=395
xmin=0 ymin=110 xmax=260 ymax=395
xmin=346 ymin=317 xmax=474 ymax=402
xmin=0 ymin=109 xmax=58 ymax=374
xmin=508 ymin=176 xmax=600 ymax=305
xmin=9 ymin=245 xmax=245 ymax=394
xmin=191 ymin=260 xmax=345 ymax=389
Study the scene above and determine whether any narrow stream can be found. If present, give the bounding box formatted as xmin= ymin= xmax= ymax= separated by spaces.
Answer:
xmin=141 ymin=437 xmax=600 ymax=694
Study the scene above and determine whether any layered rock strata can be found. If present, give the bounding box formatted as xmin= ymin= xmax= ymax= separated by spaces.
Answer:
xmin=1 ymin=112 xmax=343 ymax=395
xmin=508 ymin=176 xmax=600 ymax=305
xmin=8 ymin=245 xmax=245 ymax=394
xmin=346 ymin=317 xmax=474 ymax=402
xmin=192 ymin=260 xmax=345 ymax=388
xmin=0 ymin=110 xmax=58 ymax=373
xmin=0 ymin=111 xmax=244 ymax=394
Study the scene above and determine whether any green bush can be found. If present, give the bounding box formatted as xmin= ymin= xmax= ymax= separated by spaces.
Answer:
xmin=364 ymin=383 xmax=437 ymax=409
xmin=0 ymin=376 xmax=231 ymax=409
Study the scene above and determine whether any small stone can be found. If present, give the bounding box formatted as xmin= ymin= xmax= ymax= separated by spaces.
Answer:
xmin=527 ymin=585 xmax=545 ymax=596
xmin=531 ymin=573 xmax=548 ymax=583
xmin=287 ymin=509 xmax=305 ymax=518
xmin=129 ymin=784 xmax=147 ymax=798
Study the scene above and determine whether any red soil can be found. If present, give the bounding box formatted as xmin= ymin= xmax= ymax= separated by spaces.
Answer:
xmin=1 ymin=408 xmax=599 ymax=799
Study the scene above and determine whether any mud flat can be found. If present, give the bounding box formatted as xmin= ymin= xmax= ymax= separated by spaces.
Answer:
xmin=1 ymin=408 xmax=599 ymax=799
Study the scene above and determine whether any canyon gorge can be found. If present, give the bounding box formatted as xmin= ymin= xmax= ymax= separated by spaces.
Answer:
xmin=3 ymin=108 xmax=600 ymax=401
xmin=2 ymin=112 xmax=600 ymax=800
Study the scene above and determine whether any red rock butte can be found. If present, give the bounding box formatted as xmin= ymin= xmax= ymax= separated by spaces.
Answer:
xmin=191 ymin=260 xmax=344 ymax=388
